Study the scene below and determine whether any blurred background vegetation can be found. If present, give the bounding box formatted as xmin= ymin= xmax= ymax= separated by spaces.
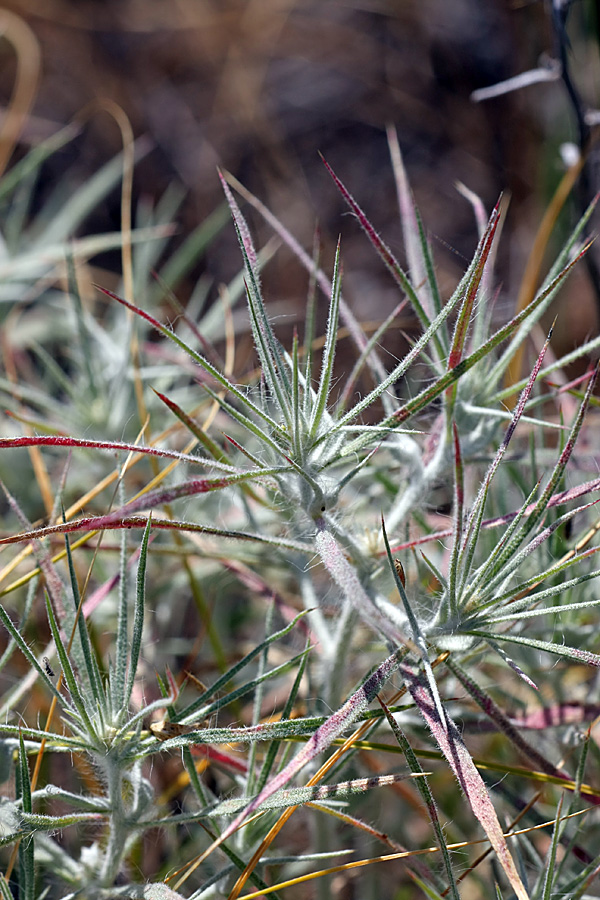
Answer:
xmin=2 ymin=0 xmax=599 ymax=358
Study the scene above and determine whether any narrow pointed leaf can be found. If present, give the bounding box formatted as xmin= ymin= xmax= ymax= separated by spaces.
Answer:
xmin=153 ymin=389 xmax=229 ymax=462
xmin=321 ymin=154 xmax=434 ymax=334
xmin=64 ymin=530 xmax=105 ymax=711
xmin=18 ymin=732 xmax=35 ymax=900
xmin=223 ymin=171 xmax=391 ymax=398
xmin=112 ymin=529 xmax=130 ymax=715
xmin=446 ymin=198 xmax=499 ymax=371
xmin=94 ymin=285 xmax=287 ymax=437
xmin=542 ymin=795 xmax=564 ymax=900
xmin=486 ymin=594 xmax=600 ymax=624
xmin=303 ymin=226 xmax=320 ymax=408
xmin=256 ymin=638 xmax=310 ymax=795
xmin=485 ymin=639 xmax=539 ymax=690
xmin=378 ymin=697 xmax=460 ymax=900
xmin=447 ymin=424 xmax=463 ymax=618
xmin=400 ymin=663 xmax=529 ymax=900
xmin=186 ymin=648 xmax=406 ymax=867
xmin=337 ymin=298 xmax=407 ymax=414
xmin=460 ymin=480 xmax=542 ymax=602
xmin=125 ymin=518 xmax=152 ymax=706
xmin=482 ymin=498 xmax=600 ymax=600
xmin=391 ymin=475 xmax=600 ymax=553
xmin=0 ymin=513 xmax=312 ymax=554
xmin=310 ymin=237 xmax=343 ymax=437
xmin=0 ymin=123 xmax=80 ymax=204
xmin=0 ymin=605 xmax=65 ymax=706
xmin=480 ymin=362 xmax=599 ymax=584
xmin=45 ymin=593 xmax=97 ymax=739
xmin=459 ymin=325 xmax=553 ymax=590
xmin=490 ymin=191 xmax=599 ymax=387
xmin=219 ymin=171 xmax=292 ymax=420
xmin=381 ymin=518 xmax=446 ymax=727
xmin=0 ymin=469 xmax=284 ymax=547
xmin=326 ymin=265 xmax=470 ymax=440
xmin=200 ymin=382 xmax=291 ymax=460
xmin=291 ymin=329 xmax=302 ymax=459
xmin=446 ymin=658 xmax=570 ymax=783
xmin=340 ymin=240 xmax=591 ymax=456
xmin=465 ymin=629 xmax=600 ymax=666
xmin=176 ymin=610 xmax=311 ymax=722
xmin=388 ymin=124 xmax=439 ymax=317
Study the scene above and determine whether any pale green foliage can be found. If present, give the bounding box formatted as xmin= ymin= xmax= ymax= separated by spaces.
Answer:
xmin=0 ymin=131 xmax=599 ymax=899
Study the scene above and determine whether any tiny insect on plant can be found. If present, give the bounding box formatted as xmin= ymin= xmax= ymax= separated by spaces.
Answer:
xmin=42 ymin=657 xmax=55 ymax=678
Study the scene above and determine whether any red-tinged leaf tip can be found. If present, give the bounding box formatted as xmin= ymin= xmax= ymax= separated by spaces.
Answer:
xmin=152 ymin=388 xmax=170 ymax=404
xmin=165 ymin=665 xmax=180 ymax=701
xmin=152 ymin=389 xmax=186 ymax=418
xmin=93 ymin=283 xmax=125 ymax=303
xmin=94 ymin=283 xmax=164 ymax=330
xmin=218 ymin=175 xmax=260 ymax=277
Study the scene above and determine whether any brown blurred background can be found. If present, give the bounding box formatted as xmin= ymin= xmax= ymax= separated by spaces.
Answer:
xmin=1 ymin=0 xmax=599 ymax=355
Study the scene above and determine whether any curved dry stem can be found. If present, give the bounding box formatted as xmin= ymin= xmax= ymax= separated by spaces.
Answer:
xmin=0 ymin=10 xmax=40 ymax=177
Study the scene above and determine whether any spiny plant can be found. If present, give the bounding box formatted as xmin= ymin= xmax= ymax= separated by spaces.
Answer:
xmin=1 ymin=125 xmax=600 ymax=899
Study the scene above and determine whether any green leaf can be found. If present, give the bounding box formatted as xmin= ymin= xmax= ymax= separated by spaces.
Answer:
xmin=45 ymin=593 xmax=97 ymax=740
xmin=490 ymin=191 xmax=599 ymax=387
xmin=309 ymin=237 xmax=342 ymax=438
xmin=219 ymin=170 xmax=292 ymax=423
xmin=464 ymin=629 xmax=600 ymax=667
xmin=475 ymin=363 xmax=598 ymax=591
xmin=193 ymin=648 xmax=407 ymax=865
xmin=112 ymin=525 xmax=131 ymax=719
xmin=255 ymin=637 xmax=310 ymax=795
xmin=400 ymin=662 xmax=529 ymax=900
xmin=64 ymin=528 xmax=105 ymax=717
xmin=0 ymin=606 xmax=63 ymax=707
xmin=125 ymin=518 xmax=152 ymax=708
xmin=541 ymin=795 xmax=564 ymax=900
xmin=0 ymin=123 xmax=79 ymax=205
xmin=150 ymin=202 xmax=230 ymax=302
xmin=378 ymin=696 xmax=460 ymax=900
xmin=341 ymin=240 xmax=592 ymax=457
xmin=95 ymin=286 xmax=287 ymax=439
xmin=36 ymin=142 xmax=149 ymax=247
xmin=18 ymin=732 xmax=35 ymax=900
xmin=381 ymin=518 xmax=446 ymax=726
xmin=176 ymin=610 xmax=311 ymax=722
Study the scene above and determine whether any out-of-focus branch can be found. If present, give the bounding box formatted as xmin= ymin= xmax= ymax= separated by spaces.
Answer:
xmin=472 ymin=0 xmax=600 ymax=317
